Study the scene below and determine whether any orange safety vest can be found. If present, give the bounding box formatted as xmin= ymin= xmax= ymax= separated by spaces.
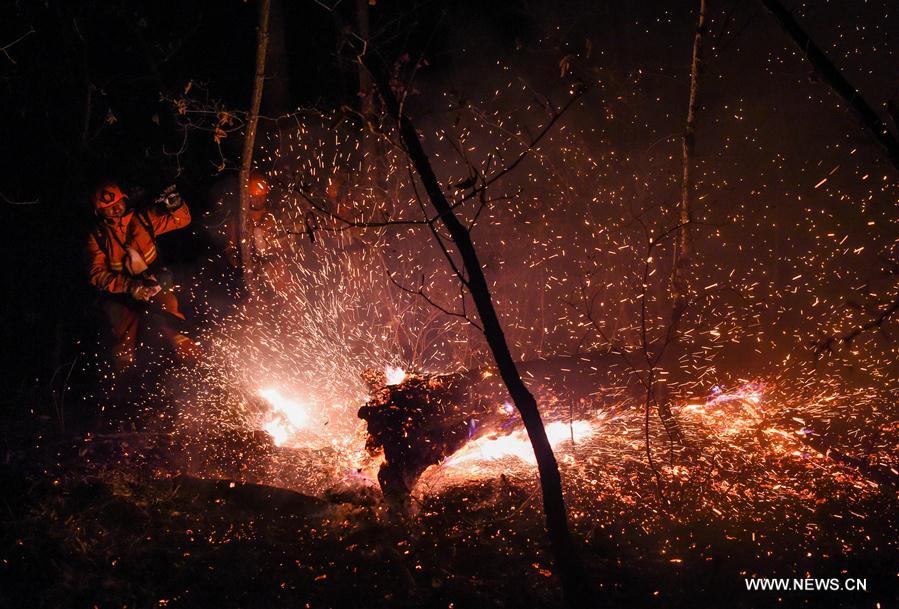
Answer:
xmin=87 ymin=205 xmax=191 ymax=294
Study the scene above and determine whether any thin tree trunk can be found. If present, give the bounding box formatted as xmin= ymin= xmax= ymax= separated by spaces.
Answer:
xmin=355 ymin=0 xmax=389 ymax=203
xmin=239 ymin=0 xmax=271 ymax=292
xmin=263 ymin=0 xmax=291 ymax=174
xmin=356 ymin=0 xmax=374 ymax=118
xmin=758 ymin=0 xmax=899 ymax=172
xmin=364 ymin=57 xmax=592 ymax=609
xmin=673 ymin=0 xmax=705 ymax=315
xmin=262 ymin=0 xmax=290 ymax=117
xmin=661 ymin=0 xmax=708 ymax=446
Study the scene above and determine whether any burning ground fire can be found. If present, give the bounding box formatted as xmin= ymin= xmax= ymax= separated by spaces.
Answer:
xmin=168 ymin=350 xmax=894 ymax=575
xmin=442 ymin=418 xmax=600 ymax=469
xmin=257 ymin=387 xmax=310 ymax=447
xmin=242 ymin=364 xmax=893 ymax=530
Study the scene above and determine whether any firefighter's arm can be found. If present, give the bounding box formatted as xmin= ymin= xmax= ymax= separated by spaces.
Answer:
xmin=146 ymin=196 xmax=191 ymax=235
xmin=87 ymin=234 xmax=135 ymax=294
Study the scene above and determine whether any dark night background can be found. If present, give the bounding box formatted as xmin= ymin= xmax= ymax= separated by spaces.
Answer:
xmin=0 ymin=1 xmax=897 ymax=608
xmin=2 ymin=0 xmax=896 ymax=412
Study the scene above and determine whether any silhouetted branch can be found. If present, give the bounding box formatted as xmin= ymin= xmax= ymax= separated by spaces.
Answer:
xmin=1 ymin=191 xmax=40 ymax=206
xmin=815 ymin=294 xmax=899 ymax=356
xmin=386 ymin=271 xmax=482 ymax=331
xmin=1 ymin=27 xmax=35 ymax=64
xmin=758 ymin=0 xmax=899 ymax=171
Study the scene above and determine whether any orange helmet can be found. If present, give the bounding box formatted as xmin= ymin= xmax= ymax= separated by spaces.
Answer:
xmin=93 ymin=183 xmax=128 ymax=210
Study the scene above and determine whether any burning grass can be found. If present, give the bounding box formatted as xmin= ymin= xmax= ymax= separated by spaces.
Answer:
xmin=3 ymin=379 xmax=895 ymax=608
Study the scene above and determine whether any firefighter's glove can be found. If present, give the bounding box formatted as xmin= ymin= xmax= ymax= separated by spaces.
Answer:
xmin=163 ymin=192 xmax=184 ymax=211
xmin=130 ymin=282 xmax=162 ymax=302
xmin=159 ymin=190 xmax=184 ymax=211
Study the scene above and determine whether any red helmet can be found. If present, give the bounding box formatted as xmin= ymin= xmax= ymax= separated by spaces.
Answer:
xmin=93 ymin=183 xmax=128 ymax=210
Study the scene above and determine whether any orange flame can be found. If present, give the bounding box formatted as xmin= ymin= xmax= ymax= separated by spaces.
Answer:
xmin=384 ymin=365 xmax=407 ymax=386
xmin=258 ymin=387 xmax=309 ymax=446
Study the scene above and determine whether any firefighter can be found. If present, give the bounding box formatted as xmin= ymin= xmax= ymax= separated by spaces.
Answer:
xmin=86 ymin=181 xmax=194 ymax=371
xmin=210 ymin=172 xmax=294 ymax=294
xmin=220 ymin=172 xmax=276 ymax=266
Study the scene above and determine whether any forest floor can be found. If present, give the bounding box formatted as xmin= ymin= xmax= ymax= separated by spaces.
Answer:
xmin=1 ymin=413 xmax=895 ymax=609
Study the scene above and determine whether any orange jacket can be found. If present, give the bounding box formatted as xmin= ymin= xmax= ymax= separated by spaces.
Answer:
xmin=87 ymin=204 xmax=191 ymax=294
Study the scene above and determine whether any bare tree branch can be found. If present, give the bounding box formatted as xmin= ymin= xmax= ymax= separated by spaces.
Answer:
xmin=815 ymin=293 xmax=899 ymax=356
xmin=1 ymin=27 xmax=35 ymax=64
xmin=386 ymin=271 xmax=483 ymax=332
xmin=1 ymin=191 xmax=40 ymax=206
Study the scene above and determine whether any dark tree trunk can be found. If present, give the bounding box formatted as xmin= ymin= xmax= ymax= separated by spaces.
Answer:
xmin=672 ymin=0 xmax=705 ymax=318
xmin=355 ymin=0 xmax=374 ymax=118
xmin=758 ymin=0 xmax=899 ymax=172
xmin=659 ymin=0 xmax=709 ymax=445
xmin=262 ymin=0 xmax=291 ymax=118
xmin=262 ymin=0 xmax=291 ymax=173
xmin=363 ymin=56 xmax=593 ymax=609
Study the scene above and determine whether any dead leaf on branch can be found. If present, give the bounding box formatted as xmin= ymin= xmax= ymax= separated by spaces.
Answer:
xmin=217 ymin=111 xmax=234 ymax=126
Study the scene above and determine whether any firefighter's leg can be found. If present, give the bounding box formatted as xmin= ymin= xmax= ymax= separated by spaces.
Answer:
xmin=158 ymin=291 xmax=186 ymax=320
xmin=152 ymin=293 xmax=199 ymax=363
xmin=98 ymin=297 xmax=141 ymax=426
xmin=102 ymin=297 xmax=140 ymax=372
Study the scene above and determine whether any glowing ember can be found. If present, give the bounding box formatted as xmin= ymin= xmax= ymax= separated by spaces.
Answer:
xmin=384 ymin=365 xmax=407 ymax=386
xmin=444 ymin=419 xmax=599 ymax=468
xmin=258 ymin=387 xmax=309 ymax=446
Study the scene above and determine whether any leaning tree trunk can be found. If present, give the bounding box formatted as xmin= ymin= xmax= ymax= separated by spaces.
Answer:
xmin=239 ymin=0 xmax=272 ymax=292
xmin=758 ymin=0 xmax=899 ymax=172
xmin=364 ymin=57 xmax=592 ymax=609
